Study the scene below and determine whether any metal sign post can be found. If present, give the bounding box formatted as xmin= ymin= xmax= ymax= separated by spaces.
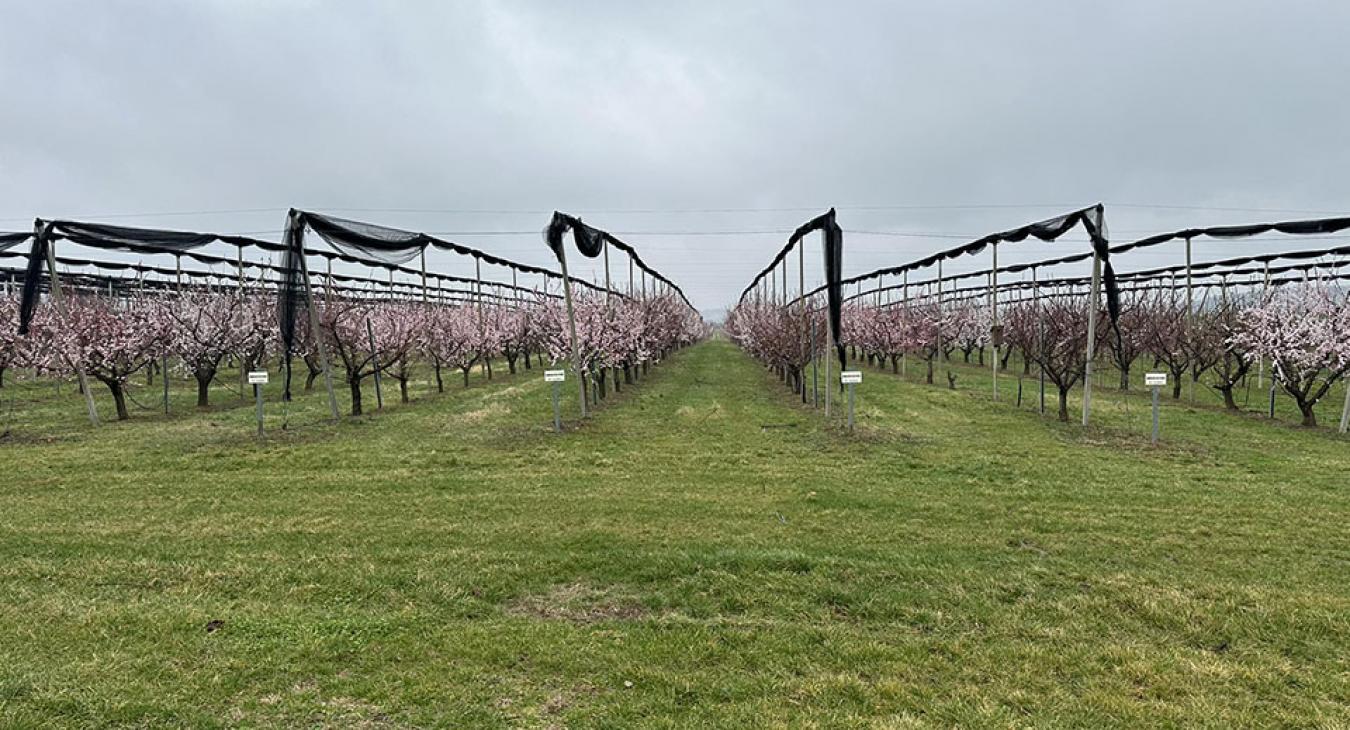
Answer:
xmin=841 ymin=370 xmax=862 ymax=430
xmin=1145 ymin=372 xmax=1167 ymax=444
xmin=544 ymin=369 xmax=566 ymax=431
xmin=248 ymin=370 xmax=269 ymax=437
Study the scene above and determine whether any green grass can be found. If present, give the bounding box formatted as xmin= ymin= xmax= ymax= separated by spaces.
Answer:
xmin=2 ymin=339 xmax=1347 ymax=727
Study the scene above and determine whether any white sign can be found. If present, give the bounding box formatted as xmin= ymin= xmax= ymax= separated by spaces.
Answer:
xmin=1144 ymin=372 xmax=1168 ymax=387
xmin=544 ymin=369 xmax=566 ymax=383
xmin=247 ymin=370 xmax=269 ymax=385
xmin=840 ymin=370 xmax=862 ymax=385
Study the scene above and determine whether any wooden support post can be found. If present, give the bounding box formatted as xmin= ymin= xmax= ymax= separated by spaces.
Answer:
xmin=936 ymin=259 xmax=944 ymax=377
xmin=476 ymin=259 xmax=486 ymax=377
xmin=1082 ymin=250 xmax=1102 ymax=427
xmin=1034 ymin=266 xmax=1045 ymax=415
xmin=420 ymin=248 xmax=428 ymax=303
xmin=991 ymin=243 xmax=999 ymax=401
xmin=366 ymin=317 xmax=383 ymax=410
xmin=1185 ymin=236 xmax=1195 ymax=402
xmin=1340 ymin=371 xmax=1350 ymax=434
xmin=823 ymin=235 xmax=835 ymax=418
xmin=799 ymin=237 xmax=806 ymax=402
xmin=1257 ymin=262 xmax=1270 ymax=388
xmin=290 ymin=212 xmax=340 ymax=420
xmin=603 ymin=240 xmax=611 ymax=299
xmin=557 ymin=246 xmax=588 ymax=418
xmin=39 ymin=223 xmax=100 ymax=425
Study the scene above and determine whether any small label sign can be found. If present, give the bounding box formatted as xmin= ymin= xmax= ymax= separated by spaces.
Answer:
xmin=247 ymin=370 xmax=269 ymax=385
xmin=1145 ymin=372 xmax=1167 ymax=387
xmin=840 ymin=370 xmax=862 ymax=385
xmin=544 ymin=369 xmax=566 ymax=383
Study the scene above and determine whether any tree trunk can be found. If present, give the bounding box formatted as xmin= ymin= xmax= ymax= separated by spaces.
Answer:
xmin=305 ymin=355 xmax=320 ymax=392
xmin=977 ymin=348 xmax=984 ymax=366
xmin=926 ymin=358 xmax=934 ymax=385
xmin=1220 ymin=386 xmax=1238 ymax=410
xmin=195 ymin=370 xmax=214 ymax=408
xmin=1057 ymin=387 xmax=1070 ymax=422
xmin=0 ymin=366 xmax=5 ymax=388
xmin=101 ymin=377 xmax=131 ymax=421
xmin=434 ymin=364 xmax=444 ymax=393
xmin=1119 ymin=367 xmax=1130 ymax=391
xmin=1298 ymin=400 xmax=1317 ymax=427
xmin=507 ymin=353 xmax=517 ymax=374
xmin=523 ymin=349 xmax=532 ymax=370
xmin=349 ymin=378 xmax=363 ymax=416
xmin=1172 ymin=380 xmax=1182 ymax=399
xmin=399 ymin=377 xmax=409 ymax=404
xmin=462 ymin=367 xmax=471 ymax=387
xmin=891 ymin=355 xmax=899 ymax=373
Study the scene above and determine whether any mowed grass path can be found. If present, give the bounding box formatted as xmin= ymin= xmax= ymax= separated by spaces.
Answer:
xmin=2 ymin=338 xmax=1347 ymax=727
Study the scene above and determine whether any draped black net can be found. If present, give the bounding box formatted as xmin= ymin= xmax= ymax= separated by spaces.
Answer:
xmin=543 ymin=211 xmax=696 ymax=310
xmin=302 ymin=211 xmax=427 ymax=266
xmin=17 ymin=219 xmax=281 ymax=335
xmin=1113 ymin=216 xmax=1350 ymax=255
xmin=0 ymin=233 xmax=28 ymax=252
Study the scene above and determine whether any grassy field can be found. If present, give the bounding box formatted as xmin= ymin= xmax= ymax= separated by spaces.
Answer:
xmin=2 ymin=338 xmax=1347 ymax=727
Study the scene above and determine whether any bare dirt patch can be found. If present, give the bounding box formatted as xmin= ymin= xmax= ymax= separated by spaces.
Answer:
xmin=505 ymin=582 xmax=649 ymax=623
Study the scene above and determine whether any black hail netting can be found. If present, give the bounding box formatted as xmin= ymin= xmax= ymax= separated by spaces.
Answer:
xmin=736 ymin=209 xmax=846 ymax=369
xmin=0 ymin=233 xmax=28 ymax=252
xmin=543 ymin=211 xmax=696 ymax=311
xmin=17 ymin=219 xmax=282 ymax=334
xmin=14 ymin=212 xmax=608 ymax=380
xmin=1111 ymin=216 xmax=1350 ymax=255
xmin=811 ymin=205 xmax=1117 ymax=324
xmin=278 ymin=210 xmax=621 ymax=398
xmin=851 ymin=216 xmax=1350 ymax=307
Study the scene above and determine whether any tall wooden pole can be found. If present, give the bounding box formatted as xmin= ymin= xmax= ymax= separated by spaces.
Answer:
xmin=1257 ymin=262 xmax=1270 ymax=388
xmin=476 ymin=258 xmax=487 ymax=377
xmin=1082 ymin=250 xmax=1102 ymax=427
xmin=420 ymin=248 xmax=428 ymax=303
xmin=901 ymin=270 xmax=908 ymax=377
xmin=290 ymin=212 xmax=340 ymax=420
xmin=603 ymin=240 xmax=611 ymax=299
xmin=39 ymin=222 xmax=100 ymax=425
xmin=1185 ymin=236 xmax=1195 ymax=402
xmin=936 ymin=259 xmax=944 ymax=382
xmin=799 ymin=239 xmax=806 ymax=402
xmin=991 ymin=243 xmax=1000 ymax=400
xmin=823 ymin=234 xmax=834 ymax=418
xmin=557 ymin=245 xmax=588 ymax=418
xmin=1034 ymin=266 xmax=1045 ymax=414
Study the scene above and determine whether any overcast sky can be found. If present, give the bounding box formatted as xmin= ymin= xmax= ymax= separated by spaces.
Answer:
xmin=3 ymin=1 xmax=1349 ymax=316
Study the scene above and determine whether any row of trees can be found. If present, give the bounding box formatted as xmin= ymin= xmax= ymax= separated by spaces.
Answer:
xmin=2 ymin=287 xmax=707 ymax=420
xmin=728 ymin=282 xmax=1350 ymax=426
